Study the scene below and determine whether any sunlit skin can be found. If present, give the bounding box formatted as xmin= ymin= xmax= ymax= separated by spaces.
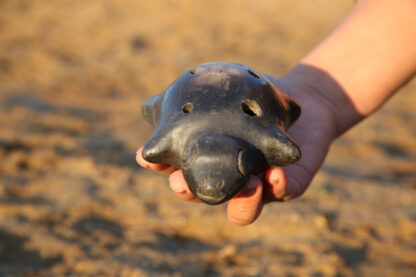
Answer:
xmin=137 ymin=0 xmax=416 ymax=226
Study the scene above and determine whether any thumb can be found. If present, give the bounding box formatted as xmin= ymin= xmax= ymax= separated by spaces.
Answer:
xmin=263 ymin=165 xmax=313 ymax=202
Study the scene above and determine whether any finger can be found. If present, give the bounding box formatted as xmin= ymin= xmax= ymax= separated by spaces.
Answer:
xmin=227 ymin=176 xmax=263 ymax=226
xmin=136 ymin=147 xmax=176 ymax=174
xmin=263 ymin=167 xmax=288 ymax=202
xmin=264 ymin=165 xmax=310 ymax=202
xmin=169 ymin=170 xmax=201 ymax=203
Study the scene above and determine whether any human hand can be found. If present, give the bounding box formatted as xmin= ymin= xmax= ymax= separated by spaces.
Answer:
xmin=136 ymin=68 xmax=339 ymax=226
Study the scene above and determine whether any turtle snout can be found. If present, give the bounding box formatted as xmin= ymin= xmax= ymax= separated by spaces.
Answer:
xmin=180 ymin=136 xmax=266 ymax=204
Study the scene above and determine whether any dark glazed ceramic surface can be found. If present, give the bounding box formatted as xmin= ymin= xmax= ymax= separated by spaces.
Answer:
xmin=141 ymin=62 xmax=301 ymax=204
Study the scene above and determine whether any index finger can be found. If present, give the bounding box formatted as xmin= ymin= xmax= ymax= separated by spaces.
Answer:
xmin=136 ymin=147 xmax=177 ymax=174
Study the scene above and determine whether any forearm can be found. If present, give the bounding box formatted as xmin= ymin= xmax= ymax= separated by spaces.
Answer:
xmin=284 ymin=0 xmax=416 ymax=135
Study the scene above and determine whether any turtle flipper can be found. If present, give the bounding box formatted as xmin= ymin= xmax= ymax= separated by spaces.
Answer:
xmin=141 ymin=93 xmax=164 ymax=127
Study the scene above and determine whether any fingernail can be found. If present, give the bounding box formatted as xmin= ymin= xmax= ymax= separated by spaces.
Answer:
xmin=269 ymin=170 xmax=279 ymax=185
xmin=169 ymin=181 xmax=186 ymax=194
xmin=239 ymin=179 xmax=258 ymax=197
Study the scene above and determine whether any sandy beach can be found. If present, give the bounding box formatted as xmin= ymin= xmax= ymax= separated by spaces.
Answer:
xmin=0 ymin=1 xmax=415 ymax=276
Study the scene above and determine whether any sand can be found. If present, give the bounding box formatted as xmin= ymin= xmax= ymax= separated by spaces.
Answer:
xmin=0 ymin=0 xmax=415 ymax=276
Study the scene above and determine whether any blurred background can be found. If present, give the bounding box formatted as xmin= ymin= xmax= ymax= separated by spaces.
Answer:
xmin=0 ymin=0 xmax=415 ymax=276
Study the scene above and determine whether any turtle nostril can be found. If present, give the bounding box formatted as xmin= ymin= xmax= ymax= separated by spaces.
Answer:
xmin=218 ymin=179 xmax=225 ymax=190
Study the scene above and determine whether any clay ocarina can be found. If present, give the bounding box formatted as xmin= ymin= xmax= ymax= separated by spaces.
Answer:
xmin=141 ymin=62 xmax=301 ymax=205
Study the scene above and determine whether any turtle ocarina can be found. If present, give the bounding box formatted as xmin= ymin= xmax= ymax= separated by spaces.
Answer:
xmin=141 ymin=62 xmax=301 ymax=205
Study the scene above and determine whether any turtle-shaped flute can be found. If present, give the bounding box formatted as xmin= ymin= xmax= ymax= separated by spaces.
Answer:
xmin=141 ymin=62 xmax=301 ymax=205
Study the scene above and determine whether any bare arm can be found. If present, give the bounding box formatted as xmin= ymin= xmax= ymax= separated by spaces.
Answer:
xmin=287 ymin=0 xmax=416 ymax=134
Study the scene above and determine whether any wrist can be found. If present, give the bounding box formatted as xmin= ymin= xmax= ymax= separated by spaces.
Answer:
xmin=281 ymin=64 xmax=363 ymax=136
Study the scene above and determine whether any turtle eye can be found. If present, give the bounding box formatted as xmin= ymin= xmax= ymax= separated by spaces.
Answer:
xmin=182 ymin=142 xmax=198 ymax=166
xmin=242 ymin=99 xmax=262 ymax=117
xmin=182 ymin=103 xmax=193 ymax=113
